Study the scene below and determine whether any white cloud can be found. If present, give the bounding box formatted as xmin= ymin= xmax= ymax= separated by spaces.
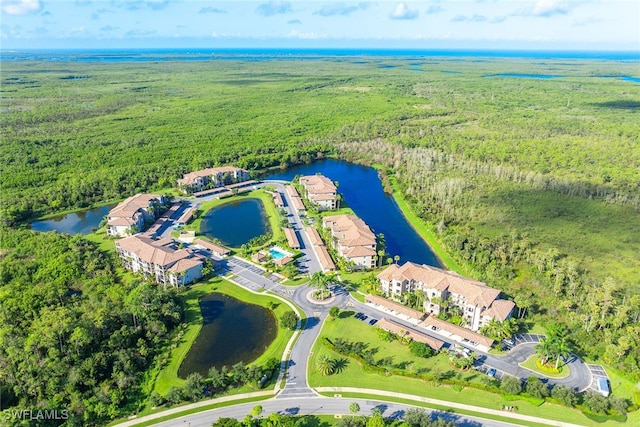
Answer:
xmin=287 ymin=29 xmax=326 ymax=39
xmin=531 ymin=0 xmax=569 ymax=17
xmin=2 ymin=0 xmax=42 ymax=16
xmin=314 ymin=2 xmax=369 ymax=17
xmin=199 ymin=7 xmax=226 ymax=15
xmin=389 ymin=3 xmax=419 ymax=20
xmin=256 ymin=1 xmax=292 ymax=17
xmin=426 ymin=5 xmax=443 ymax=15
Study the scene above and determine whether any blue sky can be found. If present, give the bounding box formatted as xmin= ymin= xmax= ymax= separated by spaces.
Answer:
xmin=1 ymin=1 xmax=638 ymax=50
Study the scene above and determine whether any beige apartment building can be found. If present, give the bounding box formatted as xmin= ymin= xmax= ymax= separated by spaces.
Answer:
xmin=177 ymin=166 xmax=250 ymax=194
xmin=107 ymin=194 xmax=168 ymax=237
xmin=378 ymin=261 xmax=515 ymax=331
xmin=322 ymin=214 xmax=376 ymax=269
xmin=299 ymin=174 xmax=339 ymax=210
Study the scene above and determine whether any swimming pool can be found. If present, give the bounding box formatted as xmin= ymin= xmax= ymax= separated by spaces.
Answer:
xmin=269 ymin=246 xmax=291 ymax=260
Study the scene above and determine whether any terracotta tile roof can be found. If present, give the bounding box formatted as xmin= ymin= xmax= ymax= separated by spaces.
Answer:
xmin=420 ymin=316 xmax=494 ymax=348
xmin=289 ymin=196 xmax=305 ymax=211
xmin=178 ymin=166 xmax=248 ymax=186
xmin=300 ymin=175 xmax=337 ymax=195
xmin=343 ymin=245 xmax=377 ymax=257
xmin=481 ymin=299 xmax=515 ymax=321
xmin=117 ymin=235 xmax=202 ymax=273
xmin=272 ymin=192 xmax=284 ymax=207
xmin=305 ymin=226 xmax=324 ymax=246
xmin=377 ymin=318 xmax=444 ymax=351
xmin=378 ymin=261 xmax=500 ymax=306
xmin=225 ymin=180 xmax=257 ymax=189
xmin=177 ymin=208 xmax=194 ymax=224
xmin=283 ymin=228 xmax=300 ymax=249
xmin=193 ymin=239 xmax=230 ymax=255
xmin=315 ymin=245 xmax=336 ymax=271
xmin=107 ymin=194 xmax=165 ymax=227
xmin=168 ymin=258 xmax=202 ymax=273
xmin=365 ymin=294 xmax=426 ymax=320
xmin=285 ymin=185 xmax=300 ymax=198
xmin=323 ymin=215 xmax=376 ymax=261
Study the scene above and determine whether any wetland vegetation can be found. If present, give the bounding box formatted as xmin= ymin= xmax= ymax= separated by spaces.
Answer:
xmin=1 ymin=54 xmax=639 ymax=422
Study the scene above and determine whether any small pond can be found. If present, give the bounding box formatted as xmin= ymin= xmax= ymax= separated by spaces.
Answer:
xmin=30 ymin=204 xmax=115 ymax=235
xmin=178 ymin=292 xmax=277 ymax=378
xmin=200 ymin=198 xmax=270 ymax=247
xmin=265 ymin=159 xmax=441 ymax=268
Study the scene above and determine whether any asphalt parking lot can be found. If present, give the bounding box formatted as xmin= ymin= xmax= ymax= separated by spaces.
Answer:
xmin=587 ymin=364 xmax=609 ymax=392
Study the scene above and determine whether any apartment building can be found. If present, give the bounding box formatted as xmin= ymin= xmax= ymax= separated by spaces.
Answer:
xmin=116 ymin=235 xmax=204 ymax=287
xmin=299 ymin=174 xmax=339 ymax=210
xmin=177 ymin=166 xmax=250 ymax=194
xmin=107 ymin=194 xmax=168 ymax=237
xmin=322 ymin=214 xmax=376 ymax=269
xmin=378 ymin=261 xmax=515 ymax=331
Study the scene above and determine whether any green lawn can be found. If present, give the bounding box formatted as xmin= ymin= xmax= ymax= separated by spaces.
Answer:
xmin=153 ymin=277 xmax=297 ymax=396
xmin=519 ymin=354 xmax=569 ymax=379
xmin=308 ymin=315 xmax=631 ymax=426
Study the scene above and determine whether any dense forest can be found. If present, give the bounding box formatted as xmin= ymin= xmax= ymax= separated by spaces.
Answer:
xmin=0 ymin=228 xmax=183 ymax=425
xmin=1 ymin=55 xmax=639 ymax=417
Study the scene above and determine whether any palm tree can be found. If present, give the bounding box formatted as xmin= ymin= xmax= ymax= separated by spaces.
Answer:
xmin=554 ymin=338 xmax=571 ymax=369
xmin=349 ymin=402 xmax=360 ymax=419
xmin=394 ymin=255 xmax=400 ymax=265
xmin=535 ymin=337 xmax=555 ymax=365
xmin=316 ymin=355 xmax=335 ymax=376
xmin=310 ymin=271 xmax=330 ymax=300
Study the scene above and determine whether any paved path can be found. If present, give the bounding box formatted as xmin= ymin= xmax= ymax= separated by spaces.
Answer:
xmin=116 ymin=179 xmax=593 ymax=426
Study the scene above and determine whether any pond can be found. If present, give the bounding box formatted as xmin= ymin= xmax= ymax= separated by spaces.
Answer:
xmin=178 ymin=292 xmax=277 ymax=378
xmin=200 ymin=198 xmax=270 ymax=247
xmin=265 ymin=159 xmax=442 ymax=268
xmin=30 ymin=204 xmax=115 ymax=235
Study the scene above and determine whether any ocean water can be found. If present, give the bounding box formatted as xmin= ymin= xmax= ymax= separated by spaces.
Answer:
xmin=2 ymin=48 xmax=639 ymax=62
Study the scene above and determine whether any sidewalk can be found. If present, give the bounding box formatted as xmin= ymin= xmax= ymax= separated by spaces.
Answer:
xmin=315 ymin=387 xmax=587 ymax=427
xmin=112 ymin=391 xmax=274 ymax=426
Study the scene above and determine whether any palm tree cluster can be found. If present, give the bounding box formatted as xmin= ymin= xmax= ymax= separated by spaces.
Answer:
xmin=535 ymin=323 xmax=572 ymax=369
xmin=310 ymin=271 xmax=334 ymax=300
xmin=479 ymin=318 xmax=519 ymax=341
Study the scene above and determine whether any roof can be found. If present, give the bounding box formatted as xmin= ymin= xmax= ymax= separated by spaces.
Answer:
xmin=300 ymin=175 xmax=337 ymax=204
xmin=323 ymin=214 xmax=376 ymax=260
xmin=168 ymin=258 xmax=202 ymax=273
xmin=177 ymin=208 xmax=194 ymax=224
xmin=117 ymin=235 xmax=202 ymax=272
xmin=378 ymin=261 xmax=500 ymax=308
xmin=365 ymin=294 xmax=426 ymax=320
xmin=377 ymin=318 xmax=444 ymax=351
xmin=225 ymin=180 xmax=257 ymax=189
xmin=285 ymin=185 xmax=300 ymax=198
xmin=107 ymin=194 xmax=165 ymax=226
xmin=305 ymin=226 xmax=324 ymax=246
xmin=178 ymin=166 xmax=247 ymax=186
xmin=283 ymin=228 xmax=300 ymax=249
xmin=193 ymin=239 xmax=230 ymax=255
xmin=420 ymin=316 xmax=494 ymax=348
xmin=481 ymin=299 xmax=515 ymax=321
xmin=289 ymin=196 xmax=306 ymax=211
xmin=315 ymin=245 xmax=336 ymax=271
xmin=272 ymin=192 xmax=284 ymax=207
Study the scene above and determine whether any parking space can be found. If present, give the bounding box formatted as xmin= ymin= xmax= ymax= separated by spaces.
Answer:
xmin=354 ymin=312 xmax=378 ymax=326
xmin=476 ymin=364 xmax=504 ymax=380
xmin=587 ymin=364 xmax=609 ymax=392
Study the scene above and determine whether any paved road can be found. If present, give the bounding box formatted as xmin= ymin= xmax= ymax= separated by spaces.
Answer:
xmin=150 ymin=396 xmax=514 ymax=427
xmin=346 ymin=299 xmax=592 ymax=391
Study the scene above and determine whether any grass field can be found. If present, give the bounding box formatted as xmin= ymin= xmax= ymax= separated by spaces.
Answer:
xmin=153 ymin=277 xmax=297 ymax=396
xmin=308 ymin=314 xmax=635 ymax=426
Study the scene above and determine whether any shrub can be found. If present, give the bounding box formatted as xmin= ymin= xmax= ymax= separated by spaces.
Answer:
xmin=280 ymin=311 xmax=298 ymax=330
xmin=500 ymin=375 xmax=522 ymax=395
xmin=409 ymin=341 xmax=435 ymax=358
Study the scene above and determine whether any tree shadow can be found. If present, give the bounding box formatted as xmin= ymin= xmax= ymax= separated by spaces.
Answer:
xmin=333 ymin=357 xmax=350 ymax=374
xmin=295 ymin=415 xmax=331 ymax=427
xmin=339 ymin=310 xmax=356 ymax=319
xmin=394 ymin=360 xmax=414 ymax=370
xmin=589 ymin=100 xmax=640 ymax=110
xmin=303 ymin=316 xmax=320 ymax=330
xmin=431 ymin=411 xmax=482 ymax=427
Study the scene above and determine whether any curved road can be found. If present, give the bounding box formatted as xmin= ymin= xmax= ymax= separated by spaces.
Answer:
xmin=129 ymin=180 xmax=592 ymax=426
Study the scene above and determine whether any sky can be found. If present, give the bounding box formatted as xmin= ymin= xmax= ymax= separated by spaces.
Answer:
xmin=1 ymin=0 xmax=639 ymax=50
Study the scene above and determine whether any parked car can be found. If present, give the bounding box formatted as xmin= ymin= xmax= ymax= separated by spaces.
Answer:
xmin=487 ymin=368 xmax=497 ymax=377
xmin=369 ymin=318 xmax=378 ymax=325
xmin=354 ymin=312 xmax=364 ymax=319
xmin=504 ymin=338 xmax=515 ymax=346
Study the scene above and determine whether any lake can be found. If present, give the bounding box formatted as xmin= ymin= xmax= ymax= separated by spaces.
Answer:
xmin=30 ymin=204 xmax=114 ymax=235
xmin=178 ymin=292 xmax=277 ymax=378
xmin=200 ymin=198 xmax=270 ymax=247
xmin=265 ymin=159 xmax=441 ymax=267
